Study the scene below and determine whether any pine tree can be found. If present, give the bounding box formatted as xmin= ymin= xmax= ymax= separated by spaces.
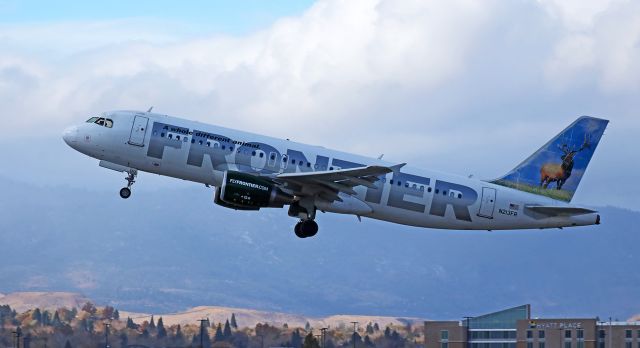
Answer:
xmin=113 ymin=309 xmax=120 ymax=320
xmin=214 ymin=323 xmax=224 ymax=341
xmin=223 ymin=319 xmax=232 ymax=338
xmin=351 ymin=331 xmax=362 ymax=346
xmin=126 ymin=317 xmax=138 ymax=330
xmin=119 ymin=332 xmax=128 ymax=348
xmin=364 ymin=335 xmax=374 ymax=347
xmin=366 ymin=322 xmax=373 ymax=334
xmin=373 ymin=323 xmax=380 ymax=331
xmin=149 ymin=315 xmax=156 ymax=330
xmin=291 ymin=329 xmax=303 ymax=348
xmin=384 ymin=326 xmax=391 ymax=338
xmin=283 ymin=323 xmax=289 ymax=329
xmin=31 ymin=309 xmax=42 ymax=324
xmin=64 ymin=340 xmax=72 ymax=348
xmin=42 ymin=310 xmax=51 ymax=326
xmin=230 ymin=313 xmax=238 ymax=329
xmin=157 ymin=317 xmax=167 ymax=338
xmin=302 ymin=332 xmax=320 ymax=348
xmin=52 ymin=311 xmax=62 ymax=327
xmin=175 ymin=324 xmax=184 ymax=340
xmin=305 ymin=321 xmax=311 ymax=331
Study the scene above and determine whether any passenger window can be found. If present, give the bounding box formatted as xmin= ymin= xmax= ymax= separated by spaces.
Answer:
xmin=291 ymin=159 xmax=295 ymax=164
xmin=270 ymin=154 xmax=276 ymax=160
xmin=435 ymin=189 xmax=439 ymax=194
xmin=199 ymin=140 xmax=203 ymax=145
xmin=390 ymin=180 xmax=394 ymax=184
xmin=260 ymin=153 xmax=264 ymax=158
xmin=230 ymin=146 xmax=234 ymax=152
xmin=168 ymin=134 xmax=173 ymax=139
xmin=458 ymin=194 xmax=462 ymax=199
xmin=161 ymin=133 xmax=165 ymax=138
xmin=222 ymin=145 xmax=226 ymax=150
xmin=307 ymin=162 xmax=311 ymax=168
xmin=191 ymin=139 xmax=195 ymax=144
xmin=405 ymin=183 xmax=409 ymax=188
xmin=398 ymin=181 xmax=401 ymax=186
xmin=428 ymin=187 xmax=432 ymax=193
xmin=207 ymin=142 xmax=211 ymax=147
xmin=176 ymin=135 xmax=180 ymax=141
xmin=329 ymin=167 xmax=334 ymax=170
xmin=443 ymin=190 xmax=447 ymax=196
xmin=252 ymin=151 xmax=256 ymax=156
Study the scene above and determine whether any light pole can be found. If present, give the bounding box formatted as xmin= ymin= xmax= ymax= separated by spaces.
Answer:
xmin=351 ymin=322 xmax=358 ymax=348
xmin=198 ymin=319 xmax=208 ymax=348
xmin=320 ymin=327 xmax=328 ymax=348
xmin=104 ymin=321 xmax=111 ymax=348
xmin=13 ymin=327 xmax=22 ymax=348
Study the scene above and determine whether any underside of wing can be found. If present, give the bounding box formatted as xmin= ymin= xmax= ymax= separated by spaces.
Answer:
xmin=524 ymin=205 xmax=597 ymax=217
xmin=274 ymin=165 xmax=396 ymax=202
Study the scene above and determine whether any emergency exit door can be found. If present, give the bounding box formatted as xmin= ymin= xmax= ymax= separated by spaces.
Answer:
xmin=477 ymin=187 xmax=496 ymax=219
xmin=128 ymin=115 xmax=149 ymax=146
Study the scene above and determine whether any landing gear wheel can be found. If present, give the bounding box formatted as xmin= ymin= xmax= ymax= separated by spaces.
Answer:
xmin=294 ymin=222 xmax=305 ymax=238
xmin=119 ymin=187 xmax=131 ymax=199
xmin=294 ymin=219 xmax=318 ymax=238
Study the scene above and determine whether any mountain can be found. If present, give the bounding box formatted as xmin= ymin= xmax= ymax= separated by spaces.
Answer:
xmin=0 ymin=176 xmax=638 ymax=320
xmin=0 ymin=292 xmax=90 ymax=312
xmin=122 ymin=306 xmax=421 ymax=328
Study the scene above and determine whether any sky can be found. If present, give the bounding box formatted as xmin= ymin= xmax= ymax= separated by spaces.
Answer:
xmin=0 ymin=0 xmax=638 ymax=210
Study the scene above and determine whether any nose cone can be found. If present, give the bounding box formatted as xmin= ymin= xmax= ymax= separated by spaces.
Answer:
xmin=62 ymin=126 xmax=79 ymax=146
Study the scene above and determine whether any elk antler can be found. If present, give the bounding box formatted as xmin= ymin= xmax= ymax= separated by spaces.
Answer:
xmin=577 ymin=133 xmax=591 ymax=152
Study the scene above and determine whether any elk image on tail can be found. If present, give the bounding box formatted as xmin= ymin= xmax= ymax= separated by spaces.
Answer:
xmin=491 ymin=116 xmax=608 ymax=202
xmin=540 ymin=134 xmax=590 ymax=190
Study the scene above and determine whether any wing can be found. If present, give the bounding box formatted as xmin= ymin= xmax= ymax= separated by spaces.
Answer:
xmin=273 ymin=165 xmax=399 ymax=202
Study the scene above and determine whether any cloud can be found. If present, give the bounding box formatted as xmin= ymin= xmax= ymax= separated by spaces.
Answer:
xmin=0 ymin=0 xmax=638 ymax=208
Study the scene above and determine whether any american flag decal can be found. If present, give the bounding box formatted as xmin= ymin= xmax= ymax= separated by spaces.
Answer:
xmin=509 ymin=203 xmax=520 ymax=210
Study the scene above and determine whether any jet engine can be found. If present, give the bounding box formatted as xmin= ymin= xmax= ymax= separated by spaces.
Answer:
xmin=214 ymin=171 xmax=293 ymax=210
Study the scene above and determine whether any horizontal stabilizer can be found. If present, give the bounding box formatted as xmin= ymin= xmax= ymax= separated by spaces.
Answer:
xmin=524 ymin=205 xmax=597 ymax=217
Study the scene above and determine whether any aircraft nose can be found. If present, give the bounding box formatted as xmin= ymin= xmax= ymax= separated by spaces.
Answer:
xmin=62 ymin=126 xmax=79 ymax=146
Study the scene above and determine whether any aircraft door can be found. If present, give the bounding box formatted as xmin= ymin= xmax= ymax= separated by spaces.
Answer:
xmin=477 ymin=187 xmax=496 ymax=219
xmin=128 ymin=115 xmax=149 ymax=146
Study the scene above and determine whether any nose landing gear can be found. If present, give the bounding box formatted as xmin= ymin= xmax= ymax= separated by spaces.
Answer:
xmin=119 ymin=169 xmax=137 ymax=199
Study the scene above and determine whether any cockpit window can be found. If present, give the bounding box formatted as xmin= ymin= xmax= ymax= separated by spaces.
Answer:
xmin=90 ymin=117 xmax=114 ymax=128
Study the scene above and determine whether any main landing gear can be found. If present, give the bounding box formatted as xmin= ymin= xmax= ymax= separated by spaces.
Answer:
xmin=289 ymin=200 xmax=319 ymax=238
xmin=294 ymin=219 xmax=318 ymax=238
xmin=119 ymin=169 xmax=137 ymax=199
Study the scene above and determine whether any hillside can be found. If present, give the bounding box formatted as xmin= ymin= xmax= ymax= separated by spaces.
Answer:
xmin=0 ymin=292 xmax=90 ymax=312
xmin=0 ymin=177 xmax=638 ymax=319
xmin=122 ymin=306 xmax=421 ymax=328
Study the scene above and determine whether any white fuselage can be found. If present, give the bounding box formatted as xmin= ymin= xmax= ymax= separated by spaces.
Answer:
xmin=63 ymin=110 xmax=599 ymax=231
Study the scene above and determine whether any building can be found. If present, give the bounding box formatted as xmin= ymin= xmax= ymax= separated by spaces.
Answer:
xmin=424 ymin=305 xmax=640 ymax=348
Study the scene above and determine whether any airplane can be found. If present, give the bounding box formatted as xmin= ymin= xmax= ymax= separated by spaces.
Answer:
xmin=62 ymin=111 xmax=608 ymax=238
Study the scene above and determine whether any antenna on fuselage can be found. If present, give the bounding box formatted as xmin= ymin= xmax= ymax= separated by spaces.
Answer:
xmin=377 ymin=154 xmax=384 ymax=160
xmin=147 ymin=106 xmax=154 ymax=113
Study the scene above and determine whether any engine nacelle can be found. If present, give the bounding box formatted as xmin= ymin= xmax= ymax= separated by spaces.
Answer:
xmin=214 ymin=171 xmax=293 ymax=210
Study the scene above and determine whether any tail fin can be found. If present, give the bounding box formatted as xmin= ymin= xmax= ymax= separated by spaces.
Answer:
xmin=491 ymin=116 xmax=609 ymax=202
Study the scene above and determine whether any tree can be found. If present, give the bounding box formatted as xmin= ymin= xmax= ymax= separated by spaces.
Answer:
xmin=119 ymin=332 xmax=128 ymax=348
xmin=230 ymin=313 xmax=238 ymax=329
xmin=149 ymin=315 xmax=156 ymax=330
xmin=42 ymin=310 xmax=51 ymax=326
xmin=113 ymin=309 xmax=120 ymax=320
xmin=175 ymin=324 xmax=184 ymax=340
xmin=103 ymin=306 xmax=115 ymax=319
xmin=384 ymin=326 xmax=391 ymax=338
xmin=52 ymin=311 xmax=62 ymax=327
xmin=157 ymin=317 xmax=167 ymax=338
xmin=126 ymin=317 xmax=138 ymax=330
xmin=364 ymin=335 xmax=374 ymax=347
xmin=366 ymin=322 xmax=374 ymax=334
xmin=81 ymin=302 xmax=97 ymax=315
xmin=214 ymin=322 xmax=224 ymax=341
xmin=223 ymin=319 xmax=232 ymax=338
xmin=305 ymin=321 xmax=311 ymax=331
xmin=64 ymin=340 xmax=72 ymax=348
xmin=302 ymin=332 xmax=320 ymax=348
xmin=373 ymin=323 xmax=380 ymax=332
xmin=291 ymin=329 xmax=303 ymax=348
xmin=351 ymin=331 xmax=362 ymax=346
